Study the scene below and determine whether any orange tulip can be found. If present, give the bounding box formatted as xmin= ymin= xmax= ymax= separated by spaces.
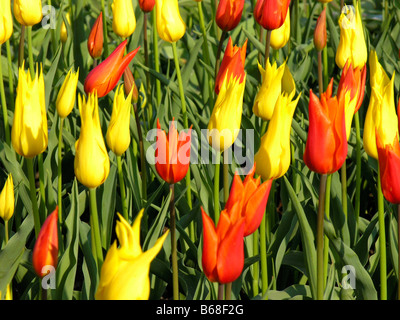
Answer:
xmin=314 ymin=8 xmax=327 ymax=51
xmin=215 ymin=0 xmax=245 ymax=32
xmin=32 ymin=207 xmax=59 ymax=278
xmin=254 ymin=0 xmax=290 ymax=30
xmin=84 ymin=40 xmax=140 ymax=98
xmin=88 ymin=12 xmax=104 ymax=59
xmin=139 ymin=0 xmax=155 ymax=12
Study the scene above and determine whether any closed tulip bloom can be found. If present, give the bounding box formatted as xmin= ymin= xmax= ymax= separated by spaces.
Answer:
xmin=363 ymin=51 xmax=397 ymax=160
xmin=0 ymin=0 xmax=13 ymax=45
xmin=106 ymin=85 xmax=133 ymax=156
xmin=225 ymin=165 xmax=272 ymax=236
xmin=155 ymin=118 xmax=192 ymax=184
xmin=253 ymin=60 xmax=295 ymax=121
xmin=56 ymin=68 xmax=79 ymax=119
xmin=139 ymin=0 xmax=156 ymax=12
xmin=14 ymin=0 xmax=43 ymax=26
xmin=112 ymin=0 xmax=136 ymax=38
xmin=303 ymin=79 xmax=348 ymax=174
xmin=215 ymin=37 xmax=247 ymax=94
xmin=32 ymin=207 xmax=59 ymax=278
xmin=60 ymin=13 xmax=71 ymax=44
xmin=84 ymin=40 xmax=140 ymax=98
xmin=155 ymin=0 xmax=186 ymax=43
xmin=215 ymin=0 xmax=245 ymax=32
xmin=12 ymin=64 xmax=48 ymax=159
xmin=254 ymin=0 xmax=291 ymax=31
xmin=270 ymin=9 xmax=290 ymax=50
xmin=255 ymin=91 xmax=301 ymax=180
xmin=74 ymin=93 xmax=110 ymax=189
xmin=88 ymin=12 xmax=104 ymax=59
xmin=313 ymin=8 xmax=326 ymax=52
xmin=96 ymin=210 xmax=169 ymax=300
xmin=0 ymin=174 xmax=14 ymax=222
xmin=335 ymin=2 xmax=367 ymax=70
xmin=123 ymin=68 xmax=139 ymax=104
xmin=201 ymin=206 xmax=245 ymax=284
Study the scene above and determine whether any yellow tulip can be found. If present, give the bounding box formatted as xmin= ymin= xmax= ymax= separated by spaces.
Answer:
xmin=111 ymin=0 xmax=136 ymax=38
xmin=253 ymin=59 xmax=295 ymax=121
xmin=60 ymin=13 xmax=71 ymax=44
xmin=255 ymin=91 xmax=301 ymax=181
xmin=270 ymin=10 xmax=290 ymax=50
xmin=363 ymin=51 xmax=398 ymax=160
xmin=106 ymin=85 xmax=133 ymax=156
xmin=74 ymin=92 xmax=110 ymax=189
xmin=0 ymin=0 xmax=13 ymax=45
xmin=12 ymin=63 xmax=48 ymax=159
xmin=13 ymin=0 xmax=43 ymax=27
xmin=0 ymin=174 xmax=14 ymax=222
xmin=155 ymin=0 xmax=186 ymax=43
xmin=95 ymin=209 xmax=169 ymax=300
xmin=207 ymin=74 xmax=246 ymax=152
xmin=56 ymin=68 xmax=79 ymax=119
xmin=335 ymin=2 xmax=367 ymax=69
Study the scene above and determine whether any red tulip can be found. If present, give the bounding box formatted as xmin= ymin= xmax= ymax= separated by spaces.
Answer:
xmin=87 ymin=12 xmax=104 ymax=59
xmin=155 ymin=118 xmax=192 ymax=184
xmin=32 ymin=207 xmax=59 ymax=278
xmin=225 ymin=164 xmax=272 ymax=236
xmin=303 ymin=79 xmax=348 ymax=174
xmin=254 ymin=0 xmax=291 ymax=31
xmin=84 ymin=40 xmax=140 ymax=98
xmin=376 ymin=132 xmax=400 ymax=204
xmin=216 ymin=0 xmax=245 ymax=32
xmin=215 ymin=37 xmax=247 ymax=94
xmin=314 ymin=7 xmax=327 ymax=52
xmin=201 ymin=205 xmax=245 ymax=284
xmin=139 ymin=0 xmax=155 ymax=12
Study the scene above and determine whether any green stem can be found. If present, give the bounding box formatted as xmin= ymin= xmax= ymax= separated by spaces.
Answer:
xmin=317 ymin=174 xmax=328 ymax=300
xmin=143 ymin=13 xmax=153 ymax=123
xmin=4 ymin=220 xmax=9 ymax=245
xmin=260 ymin=210 xmax=268 ymax=298
xmin=27 ymin=158 xmax=41 ymax=238
xmin=264 ymin=30 xmax=271 ymax=67
xmin=323 ymin=174 xmax=332 ymax=284
xmin=38 ymin=153 xmax=46 ymax=223
xmin=354 ymin=112 xmax=361 ymax=227
xmin=133 ymin=103 xmax=147 ymax=203
xmin=341 ymin=162 xmax=347 ymax=219
xmin=377 ymin=166 xmax=387 ymax=300
xmin=218 ymin=283 xmax=224 ymax=300
xmin=214 ymin=30 xmax=227 ymax=79
xmin=214 ymin=152 xmax=221 ymax=224
xmin=100 ymin=0 xmax=109 ymax=57
xmin=152 ymin=9 xmax=161 ymax=106
xmin=225 ymin=282 xmax=232 ymax=300
xmin=252 ymin=229 xmax=259 ymax=297
xmin=89 ymin=187 xmax=103 ymax=272
xmin=27 ymin=26 xmax=34 ymax=77
xmin=323 ymin=3 xmax=329 ymax=90
xmin=58 ymin=117 xmax=64 ymax=224
xmin=0 ymin=46 xmax=10 ymax=145
xmin=317 ymin=50 xmax=323 ymax=97
xmin=6 ymin=40 xmax=14 ymax=116
xmin=117 ymin=155 xmax=128 ymax=222
xmin=169 ymin=184 xmax=179 ymax=300
xmin=18 ymin=26 xmax=25 ymax=68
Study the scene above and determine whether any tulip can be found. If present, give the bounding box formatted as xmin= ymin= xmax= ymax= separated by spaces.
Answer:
xmin=214 ymin=37 xmax=247 ymax=95
xmin=106 ymin=85 xmax=133 ymax=156
xmin=95 ymin=210 xmax=169 ymax=300
xmin=363 ymin=51 xmax=397 ymax=160
xmin=84 ymin=40 xmax=140 ymax=98
xmin=13 ymin=0 xmax=43 ymax=27
xmin=155 ymin=118 xmax=192 ymax=184
xmin=253 ymin=60 xmax=295 ymax=121
xmin=225 ymin=165 xmax=272 ymax=236
xmin=313 ymin=7 xmax=326 ymax=52
xmin=56 ymin=68 xmax=79 ymax=119
xmin=255 ymin=91 xmax=301 ymax=180
xmin=335 ymin=2 xmax=367 ymax=70
xmin=376 ymin=132 xmax=400 ymax=204
xmin=0 ymin=174 xmax=14 ymax=222
xmin=139 ymin=0 xmax=156 ymax=12
xmin=111 ymin=0 xmax=136 ymax=38
xmin=12 ymin=63 xmax=48 ymax=159
xmin=0 ymin=0 xmax=13 ymax=45
xmin=87 ymin=12 xmax=104 ymax=59
xmin=215 ymin=0 xmax=245 ymax=32
xmin=155 ymin=0 xmax=186 ymax=43
xmin=123 ymin=68 xmax=139 ymax=104
xmin=201 ymin=205 xmax=245 ymax=284
xmin=74 ymin=92 xmax=110 ymax=189
xmin=303 ymin=79 xmax=348 ymax=174
xmin=270 ymin=9 xmax=290 ymax=50
xmin=60 ymin=13 xmax=70 ymax=44
xmin=32 ymin=207 xmax=59 ymax=278
xmin=254 ymin=0 xmax=291 ymax=31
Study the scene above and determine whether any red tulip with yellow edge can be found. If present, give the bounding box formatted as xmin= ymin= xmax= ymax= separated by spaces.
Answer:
xmin=303 ymin=79 xmax=348 ymax=174
xmin=32 ymin=207 xmax=59 ymax=278
xmin=84 ymin=40 xmax=140 ymax=98
xmin=253 ymin=0 xmax=290 ymax=30
xmin=87 ymin=12 xmax=104 ymax=59
xmin=215 ymin=0 xmax=245 ymax=32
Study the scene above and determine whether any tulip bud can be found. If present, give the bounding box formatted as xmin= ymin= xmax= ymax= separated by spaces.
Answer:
xmin=56 ymin=68 xmax=79 ymax=119
xmin=215 ymin=0 xmax=245 ymax=32
xmin=88 ymin=12 xmax=104 ymax=59
xmin=123 ymin=68 xmax=139 ymax=104
xmin=155 ymin=0 xmax=186 ymax=43
xmin=14 ymin=0 xmax=43 ymax=27
xmin=139 ymin=0 xmax=156 ymax=13
xmin=0 ymin=174 xmax=14 ymax=222
xmin=32 ymin=207 xmax=59 ymax=278
xmin=112 ymin=0 xmax=136 ymax=38
xmin=0 ymin=0 xmax=13 ymax=45
xmin=60 ymin=13 xmax=71 ymax=44
xmin=314 ymin=8 xmax=327 ymax=51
